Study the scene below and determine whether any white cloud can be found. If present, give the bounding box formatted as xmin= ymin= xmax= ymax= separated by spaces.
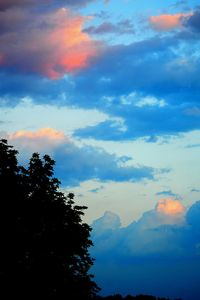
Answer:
xmin=135 ymin=96 xmax=167 ymax=108
xmin=120 ymin=92 xmax=167 ymax=108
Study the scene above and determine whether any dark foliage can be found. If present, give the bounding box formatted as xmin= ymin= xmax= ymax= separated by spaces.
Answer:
xmin=0 ymin=139 xmax=99 ymax=299
xmin=94 ymin=295 xmax=180 ymax=300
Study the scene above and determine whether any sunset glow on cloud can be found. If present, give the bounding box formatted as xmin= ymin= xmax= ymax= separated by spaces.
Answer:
xmin=9 ymin=128 xmax=66 ymax=152
xmin=149 ymin=13 xmax=192 ymax=31
xmin=156 ymin=198 xmax=185 ymax=216
xmin=10 ymin=128 xmax=65 ymax=141
xmin=0 ymin=7 xmax=99 ymax=78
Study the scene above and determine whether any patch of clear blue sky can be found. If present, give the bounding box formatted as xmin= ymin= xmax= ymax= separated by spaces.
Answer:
xmin=82 ymin=0 xmax=199 ymax=18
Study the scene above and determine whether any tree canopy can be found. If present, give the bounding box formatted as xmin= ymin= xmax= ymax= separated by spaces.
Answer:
xmin=0 ymin=139 xmax=181 ymax=300
xmin=0 ymin=139 xmax=99 ymax=299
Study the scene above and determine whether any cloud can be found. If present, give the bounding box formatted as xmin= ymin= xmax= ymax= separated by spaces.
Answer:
xmin=91 ymin=198 xmax=187 ymax=255
xmin=133 ymin=96 xmax=167 ymax=108
xmin=184 ymin=8 xmax=200 ymax=32
xmin=149 ymin=12 xmax=192 ymax=31
xmin=2 ymin=28 xmax=199 ymax=142
xmin=11 ymin=127 xmax=65 ymax=140
xmin=0 ymin=0 xmax=98 ymax=11
xmin=155 ymin=198 xmax=185 ymax=216
xmin=171 ymin=0 xmax=189 ymax=9
xmin=90 ymin=200 xmax=200 ymax=299
xmin=92 ymin=211 xmax=121 ymax=233
xmin=0 ymin=0 xmax=34 ymax=10
xmin=156 ymin=190 xmax=181 ymax=199
xmin=9 ymin=127 xmax=65 ymax=152
xmin=6 ymin=128 xmax=156 ymax=186
xmin=84 ymin=20 xmax=135 ymax=36
xmin=191 ymin=188 xmax=200 ymax=193
xmin=74 ymin=102 xmax=200 ymax=141
xmin=71 ymin=29 xmax=200 ymax=141
xmin=88 ymin=185 xmax=104 ymax=193
xmin=184 ymin=107 xmax=200 ymax=116
xmin=1 ymin=10 xmax=200 ymax=142
xmin=0 ymin=4 xmax=101 ymax=78
xmin=186 ymin=201 xmax=200 ymax=231
xmin=185 ymin=143 xmax=200 ymax=148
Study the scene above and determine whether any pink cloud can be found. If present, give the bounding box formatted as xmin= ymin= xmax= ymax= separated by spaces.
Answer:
xmin=149 ymin=12 xmax=192 ymax=31
xmin=0 ymin=7 xmax=101 ymax=78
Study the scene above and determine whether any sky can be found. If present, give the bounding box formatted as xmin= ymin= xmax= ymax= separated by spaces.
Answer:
xmin=0 ymin=0 xmax=200 ymax=299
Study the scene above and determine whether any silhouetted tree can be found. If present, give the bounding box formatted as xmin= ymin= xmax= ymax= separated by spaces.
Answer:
xmin=0 ymin=139 xmax=99 ymax=299
xmin=94 ymin=296 xmax=172 ymax=300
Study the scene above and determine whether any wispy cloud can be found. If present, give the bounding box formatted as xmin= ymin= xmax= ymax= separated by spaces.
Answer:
xmin=156 ymin=190 xmax=181 ymax=199
xmin=190 ymin=188 xmax=200 ymax=193
xmin=185 ymin=143 xmax=200 ymax=148
xmin=84 ymin=19 xmax=135 ymax=36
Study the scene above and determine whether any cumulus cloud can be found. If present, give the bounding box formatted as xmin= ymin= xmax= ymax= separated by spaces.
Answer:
xmin=186 ymin=201 xmax=200 ymax=232
xmin=156 ymin=198 xmax=185 ymax=216
xmin=91 ymin=198 xmax=187 ymax=255
xmin=0 ymin=3 xmax=101 ymax=78
xmin=92 ymin=211 xmax=121 ymax=233
xmin=149 ymin=12 xmax=192 ymax=31
xmin=90 ymin=199 xmax=200 ymax=299
xmin=6 ymin=128 xmax=156 ymax=186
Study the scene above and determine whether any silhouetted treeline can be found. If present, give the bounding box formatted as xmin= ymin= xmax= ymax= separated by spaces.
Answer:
xmin=0 ymin=139 xmax=99 ymax=299
xmin=94 ymin=295 xmax=181 ymax=300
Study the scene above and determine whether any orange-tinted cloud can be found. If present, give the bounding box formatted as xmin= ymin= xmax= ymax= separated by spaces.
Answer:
xmin=156 ymin=198 xmax=185 ymax=216
xmin=0 ymin=7 xmax=100 ymax=78
xmin=10 ymin=128 xmax=65 ymax=141
xmin=149 ymin=13 xmax=192 ymax=31
xmin=9 ymin=128 xmax=66 ymax=152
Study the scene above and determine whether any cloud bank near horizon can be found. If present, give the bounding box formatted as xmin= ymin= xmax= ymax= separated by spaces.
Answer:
xmin=91 ymin=199 xmax=200 ymax=299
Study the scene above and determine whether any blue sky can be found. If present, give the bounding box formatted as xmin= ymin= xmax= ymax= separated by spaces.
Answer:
xmin=0 ymin=0 xmax=200 ymax=299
